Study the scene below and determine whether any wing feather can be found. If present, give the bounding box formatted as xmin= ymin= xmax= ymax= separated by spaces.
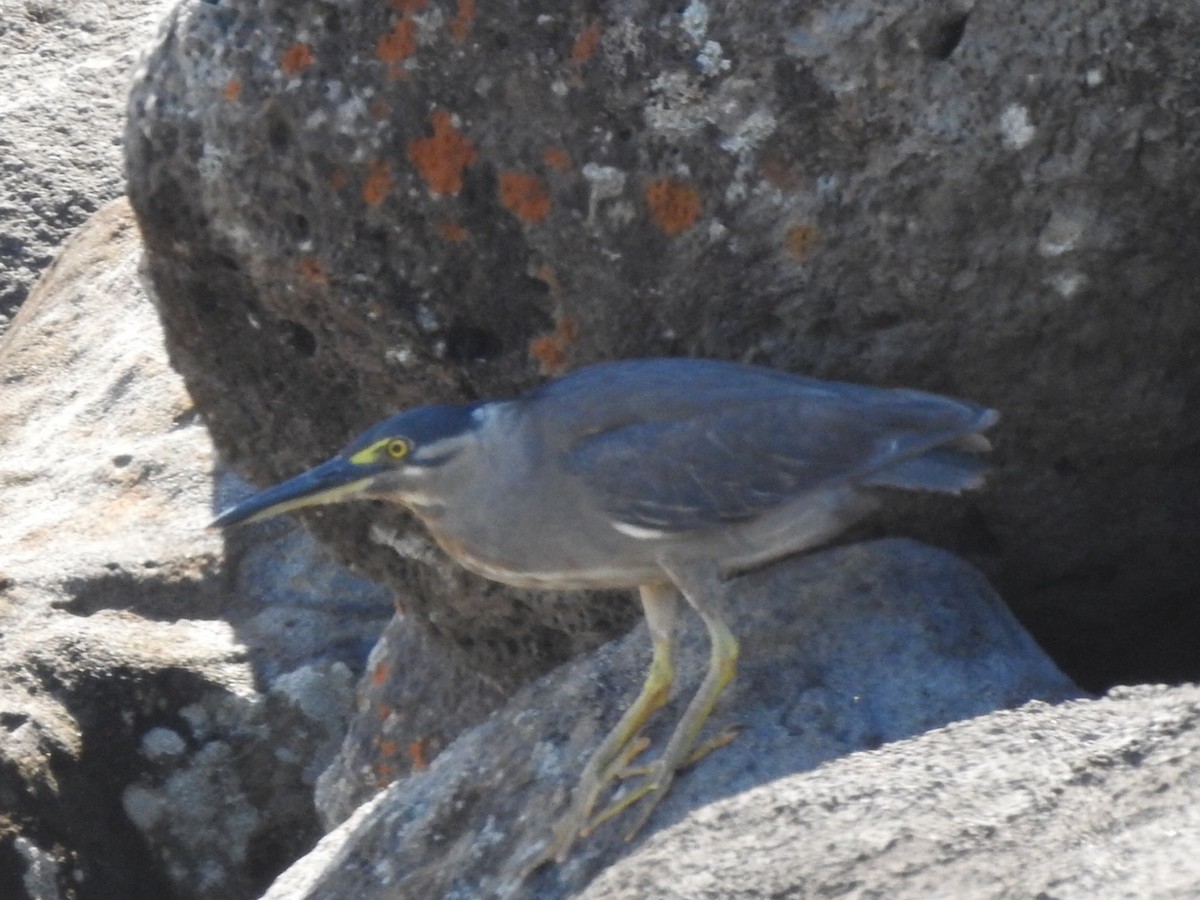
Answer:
xmin=565 ymin=390 xmax=993 ymax=532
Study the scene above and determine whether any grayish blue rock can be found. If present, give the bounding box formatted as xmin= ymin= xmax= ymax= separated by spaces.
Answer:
xmin=262 ymin=539 xmax=1079 ymax=899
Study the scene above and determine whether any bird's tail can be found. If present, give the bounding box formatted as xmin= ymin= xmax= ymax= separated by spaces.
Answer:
xmin=862 ymin=447 xmax=992 ymax=494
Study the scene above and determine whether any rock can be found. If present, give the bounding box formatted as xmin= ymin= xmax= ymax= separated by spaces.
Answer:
xmin=261 ymin=540 xmax=1078 ymax=898
xmin=8 ymin=0 xmax=1196 ymax=894
xmin=126 ymin=0 xmax=1200 ymax=694
xmin=582 ymin=683 xmax=1200 ymax=899
xmin=314 ymin=611 xmax=508 ymax=830
xmin=0 ymin=603 xmax=252 ymax=899
xmin=0 ymin=0 xmax=178 ymax=330
xmin=118 ymin=657 xmax=354 ymax=898
xmin=0 ymin=199 xmax=391 ymax=898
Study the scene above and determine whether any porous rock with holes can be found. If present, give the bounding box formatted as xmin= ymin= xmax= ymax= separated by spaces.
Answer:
xmin=127 ymin=0 xmax=1200 ymax=700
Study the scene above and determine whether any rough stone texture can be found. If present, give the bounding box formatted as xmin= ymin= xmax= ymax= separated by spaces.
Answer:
xmin=8 ymin=0 xmax=1197 ymax=894
xmin=119 ymin=658 xmax=354 ymax=898
xmin=313 ymin=609 xmax=509 ymax=829
xmin=126 ymin=0 xmax=1200 ymax=694
xmin=0 ymin=598 xmax=252 ymax=900
xmin=261 ymin=539 xmax=1079 ymax=899
xmin=0 ymin=200 xmax=392 ymax=898
xmin=0 ymin=0 xmax=178 ymax=330
xmin=581 ymin=683 xmax=1200 ymax=900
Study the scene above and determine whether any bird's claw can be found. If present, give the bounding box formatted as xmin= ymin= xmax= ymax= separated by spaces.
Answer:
xmin=523 ymin=723 xmax=743 ymax=878
xmin=686 ymin=722 xmax=742 ymax=763
xmin=586 ymin=760 xmax=672 ymax=840
xmin=520 ymin=731 xmax=656 ymax=876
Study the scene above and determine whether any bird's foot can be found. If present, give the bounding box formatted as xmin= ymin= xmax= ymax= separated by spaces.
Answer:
xmin=591 ymin=722 xmax=741 ymax=839
xmin=522 ymin=722 xmax=742 ymax=877
xmin=586 ymin=758 xmax=675 ymax=841
xmin=519 ymin=734 xmax=652 ymax=876
xmin=522 ymin=578 xmax=741 ymax=875
xmin=616 ymin=723 xmax=741 ymax=779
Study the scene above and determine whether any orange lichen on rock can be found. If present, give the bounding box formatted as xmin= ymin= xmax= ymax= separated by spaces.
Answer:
xmin=498 ymin=172 xmax=551 ymax=223
xmin=571 ymin=21 xmax=602 ymax=63
xmin=408 ymin=739 xmax=430 ymax=771
xmin=534 ymin=263 xmax=565 ymax=300
xmin=377 ymin=16 xmax=417 ymax=66
xmin=530 ymin=314 xmax=580 ymax=375
xmin=645 ymin=178 xmax=702 ymax=235
xmin=449 ymin=0 xmax=475 ymax=41
xmin=363 ymin=159 xmax=395 ymax=206
xmin=542 ymin=146 xmax=572 ymax=172
xmin=439 ymin=219 xmax=469 ymax=242
xmin=370 ymin=660 xmax=391 ymax=686
xmin=328 ymin=169 xmax=348 ymax=190
xmin=296 ymin=255 xmax=329 ymax=284
xmin=378 ymin=739 xmax=400 ymax=759
xmin=388 ymin=0 xmax=426 ymax=11
xmin=785 ymin=223 xmax=821 ymax=260
xmin=222 ymin=78 xmax=242 ymax=102
xmin=371 ymin=759 xmax=398 ymax=788
xmin=280 ymin=42 xmax=315 ymax=75
xmin=408 ymin=110 xmax=477 ymax=196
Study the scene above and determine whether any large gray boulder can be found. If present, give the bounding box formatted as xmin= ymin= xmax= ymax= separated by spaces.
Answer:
xmin=126 ymin=0 xmax=1200 ymax=694
xmin=8 ymin=0 xmax=1194 ymax=893
xmin=274 ymin=681 xmax=1200 ymax=899
xmin=581 ymin=683 xmax=1200 ymax=900
xmin=263 ymin=539 xmax=1078 ymax=898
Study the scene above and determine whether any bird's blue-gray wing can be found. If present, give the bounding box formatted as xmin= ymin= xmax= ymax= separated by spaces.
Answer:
xmin=566 ymin=393 xmax=992 ymax=532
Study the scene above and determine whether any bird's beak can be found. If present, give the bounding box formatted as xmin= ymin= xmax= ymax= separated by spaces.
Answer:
xmin=210 ymin=456 xmax=378 ymax=528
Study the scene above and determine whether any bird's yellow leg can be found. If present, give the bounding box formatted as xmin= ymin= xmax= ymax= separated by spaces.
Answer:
xmin=529 ymin=582 xmax=681 ymax=867
xmin=591 ymin=600 xmax=739 ymax=840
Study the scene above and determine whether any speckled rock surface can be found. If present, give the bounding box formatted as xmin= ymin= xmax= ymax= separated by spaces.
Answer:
xmin=580 ymin=683 xmax=1200 ymax=900
xmin=0 ymin=199 xmax=392 ymax=899
xmin=126 ymin=0 xmax=1200 ymax=693
xmin=313 ymin=608 xmax=508 ymax=829
xmin=261 ymin=540 xmax=1079 ymax=899
xmin=0 ymin=0 xmax=177 ymax=331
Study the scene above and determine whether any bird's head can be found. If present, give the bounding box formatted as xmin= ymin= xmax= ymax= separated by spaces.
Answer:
xmin=211 ymin=403 xmax=483 ymax=527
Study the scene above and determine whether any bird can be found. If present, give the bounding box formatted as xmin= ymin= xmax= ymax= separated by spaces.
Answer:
xmin=211 ymin=357 xmax=998 ymax=865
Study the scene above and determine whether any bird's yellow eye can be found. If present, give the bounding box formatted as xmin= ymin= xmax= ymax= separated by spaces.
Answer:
xmin=385 ymin=438 xmax=410 ymax=460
